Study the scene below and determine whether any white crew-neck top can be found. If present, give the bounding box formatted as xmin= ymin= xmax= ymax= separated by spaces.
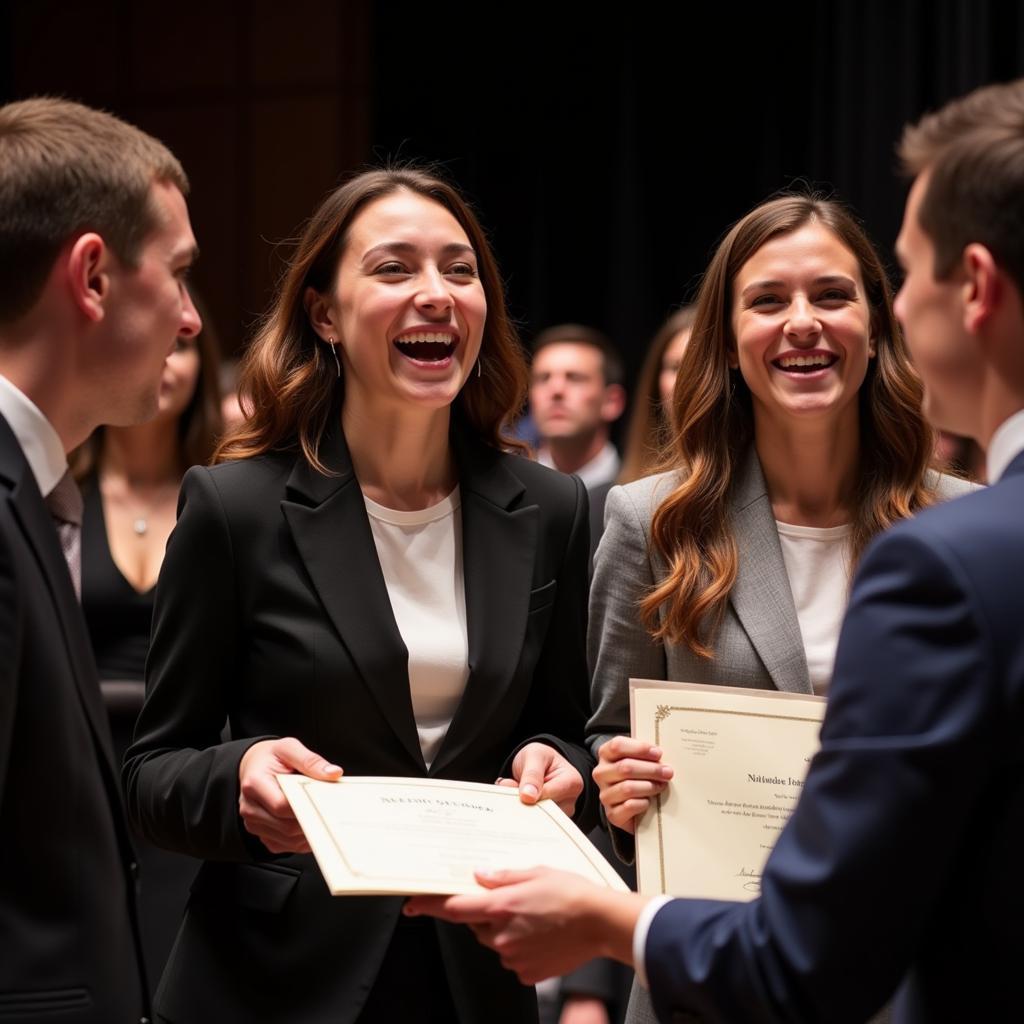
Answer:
xmin=774 ymin=520 xmax=853 ymax=696
xmin=363 ymin=487 xmax=468 ymax=768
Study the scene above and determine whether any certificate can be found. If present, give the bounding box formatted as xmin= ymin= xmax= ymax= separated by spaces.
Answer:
xmin=630 ymin=680 xmax=826 ymax=901
xmin=277 ymin=775 xmax=630 ymax=896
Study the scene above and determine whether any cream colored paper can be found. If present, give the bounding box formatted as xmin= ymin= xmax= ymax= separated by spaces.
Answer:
xmin=277 ymin=775 xmax=630 ymax=896
xmin=630 ymin=680 xmax=826 ymax=901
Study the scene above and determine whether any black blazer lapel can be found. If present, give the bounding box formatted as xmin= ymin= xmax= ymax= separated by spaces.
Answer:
xmin=0 ymin=427 xmax=117 ymax=770
xmin=280 ymin=424 xmax=423 ymax=769
xmin=431 ymin=437 xmax=537 ymax=776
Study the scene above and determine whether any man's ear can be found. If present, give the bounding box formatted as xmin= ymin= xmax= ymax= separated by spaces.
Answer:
xmin=601 ymin=382 xmax=627 ymax=424
xmin=961 ymin=243 xmax=1000 ymax=334
xmin=66 ymin=233 xmax=109 ymax=323
xmin=304 ymin=286 xmax=337 ymax=341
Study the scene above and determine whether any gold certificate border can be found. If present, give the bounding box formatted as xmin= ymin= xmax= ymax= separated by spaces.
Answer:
xmin=293 ymin=777 xmax=620 ymax=888
xmin=652 ymin=705 xmax=821 ymax=895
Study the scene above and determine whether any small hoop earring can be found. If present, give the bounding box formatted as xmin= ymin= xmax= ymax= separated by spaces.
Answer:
xmin=326 ymin=338 xmax=341 ymax=379
xmin=476 ymin=357 xmax=482 ymax=379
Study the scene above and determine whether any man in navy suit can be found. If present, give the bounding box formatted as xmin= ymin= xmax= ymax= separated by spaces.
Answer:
xmin=0 ymin=98 xmax=200 ymax=1022
xmin=407 ymin=78 xmax=1024 ymax=1023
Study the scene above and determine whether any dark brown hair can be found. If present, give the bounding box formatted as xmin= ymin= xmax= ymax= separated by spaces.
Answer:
xmin=217 ymin=166 xmax=528 ymax=470
xmin=641 ymin=195 xmax=935 ymax=658
xmin=530 ymin=323 xmax=625 ymax=387
xmin=618 ymin=307 xmax=696 ymax=483
xmin=0 ymin=97 xmax=188 ymax=323
xmin=900 ymin=78 xmax=1024 ymax=294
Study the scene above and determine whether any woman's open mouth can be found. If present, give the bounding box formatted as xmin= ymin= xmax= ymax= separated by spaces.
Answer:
xmin=393 ymin=331 xmax=458 ymax=363
xmin=772 ymin=352 xmax=838 ymax=375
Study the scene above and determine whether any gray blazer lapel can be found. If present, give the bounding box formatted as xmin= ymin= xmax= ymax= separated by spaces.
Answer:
xmin=281 ymin=423 xmax=424 ymax=769
xmin=728 ymin=450 xmax=813 ymax=695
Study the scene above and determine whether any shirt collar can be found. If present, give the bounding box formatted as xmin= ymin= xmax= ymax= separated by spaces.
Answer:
xmin=986 ymin=408 xmax=1024 ymax=483
xmin=0 ymin=374 xmax=69 ymax=497
xmin=537 ymin=441 xmax=621 ymax=490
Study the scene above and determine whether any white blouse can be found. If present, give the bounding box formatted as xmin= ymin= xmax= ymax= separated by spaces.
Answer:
xmin=363 ymin=487 xmax=469 ymax=768
xmin=775 ymin=520 xmax=853 ymax=695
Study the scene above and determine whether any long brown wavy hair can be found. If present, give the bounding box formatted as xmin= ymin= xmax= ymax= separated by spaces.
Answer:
xmin=217 ymin=166 xmax=528 ymax=470
xmin=641 ymin=195 xmax=935 ymax=658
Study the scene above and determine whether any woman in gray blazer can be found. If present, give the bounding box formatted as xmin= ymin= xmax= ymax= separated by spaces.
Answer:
xmin=587 ymin=195 xmax=972 ymax=1024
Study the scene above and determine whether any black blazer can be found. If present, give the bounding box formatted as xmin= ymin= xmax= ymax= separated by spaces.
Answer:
xmin=644 ymin=454 xmax=1024 ymax=1023
xmin=0 ymin=416 xmax=147 ymax=1024
xmin=124 ymin=423 xmax=597 ymax=1024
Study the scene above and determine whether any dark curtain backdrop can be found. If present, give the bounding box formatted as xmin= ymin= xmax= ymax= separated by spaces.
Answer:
xmin=3 ymin=1 xmax=1023 ymax=386
xmin=370 ymin=1 xmax=1024 ymax=385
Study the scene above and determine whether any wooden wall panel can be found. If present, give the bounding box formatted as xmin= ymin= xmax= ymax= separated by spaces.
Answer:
xmin=8 ymin=0 xmax=371 ymax=354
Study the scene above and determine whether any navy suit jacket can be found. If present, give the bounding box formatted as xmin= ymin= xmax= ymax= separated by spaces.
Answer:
xmin=645 ymin=452 xmax=1024 ymax=1024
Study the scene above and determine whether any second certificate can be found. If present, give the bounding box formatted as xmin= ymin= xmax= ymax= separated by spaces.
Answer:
xmin=631 ymin=680 xmax=825 ymax=902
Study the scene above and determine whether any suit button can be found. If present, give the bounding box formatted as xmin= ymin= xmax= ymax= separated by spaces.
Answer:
xmin=129 ymin=860 xmax=139 ymax=878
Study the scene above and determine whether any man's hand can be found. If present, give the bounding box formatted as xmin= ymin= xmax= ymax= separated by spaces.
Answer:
xmin=404 ymin=866 xmax=646 ymax=984
xmin=238 ymin=737 xmax=342 ymax=854
xmin=593 ymin=736 xmax=672 ymax=834
xmin=497 ymin=742 xmax=584 ymax=817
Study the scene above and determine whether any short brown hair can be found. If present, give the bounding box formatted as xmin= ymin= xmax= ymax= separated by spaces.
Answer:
xmin=217 ymin=165 xmax=529 ymax=470
xmin=899 ymin=78 xmax=1024 ymax=293
xmin=531 ymin=324 xmax=625 ymax=387
xmin=0 ymin=97 xmax=188 ymax=322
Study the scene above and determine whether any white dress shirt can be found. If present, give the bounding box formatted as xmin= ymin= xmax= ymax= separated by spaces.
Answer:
xmin=987 ymin=408 xmax=1024 ymax=483
xmin=0 ymin=373 xmax=67 ymax=497
xmin=537 ymin=441 xmax=620 ymax=491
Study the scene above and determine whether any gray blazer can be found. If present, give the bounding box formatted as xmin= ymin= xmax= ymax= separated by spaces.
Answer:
xmin=586 ymin=450 xmax=974 ymax=1024
xmin=588 ymin=450 xmax=974 ymax=753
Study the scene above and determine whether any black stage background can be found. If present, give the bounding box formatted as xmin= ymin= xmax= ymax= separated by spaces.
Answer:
xmin=3 ymin=1 xmax=1023 ymax=388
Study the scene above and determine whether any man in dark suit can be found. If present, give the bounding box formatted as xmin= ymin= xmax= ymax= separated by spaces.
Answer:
xmin=0 ymin=98 xmax=200 ymax=1022
xmin=529 ymin=324 xmax=627 ymax=559
xmin=407 ymin=78 xmax=1024 ymax=1023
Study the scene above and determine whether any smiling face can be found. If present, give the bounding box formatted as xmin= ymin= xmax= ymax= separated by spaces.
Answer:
xmin=730 ymin=221 xmax=875 ymax=433
xmin=311 ymin=189 xmax=487 ymax=415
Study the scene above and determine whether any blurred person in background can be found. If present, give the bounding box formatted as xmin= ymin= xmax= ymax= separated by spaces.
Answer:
xmin=618 ymin=307 xmax=695 ymax=484
xmin=529 ymin=324 xmax=627 ymax=555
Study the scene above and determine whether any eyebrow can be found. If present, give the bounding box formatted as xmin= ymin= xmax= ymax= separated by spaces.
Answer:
xmin=360 ymin=241 xmax=476 ymax=264
xmin=740 ymin=274 xmax=857 ymax=297
xmin=174 ymin=244 xmax=200 ymax=266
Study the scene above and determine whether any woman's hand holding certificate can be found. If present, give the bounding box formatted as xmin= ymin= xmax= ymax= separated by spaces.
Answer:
xmin=593 ymin=736 xmax=673 ymax=833
xmin=238 ymin=737 xmax=343 ymax=854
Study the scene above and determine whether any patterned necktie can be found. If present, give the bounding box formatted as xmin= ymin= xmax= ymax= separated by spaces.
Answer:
xmin=45 ymin=470 xmax=83 ymax=600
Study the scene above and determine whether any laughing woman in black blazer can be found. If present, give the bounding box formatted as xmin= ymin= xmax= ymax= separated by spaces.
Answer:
xmin=124 ymin=167 xmax=597 ymax=1024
